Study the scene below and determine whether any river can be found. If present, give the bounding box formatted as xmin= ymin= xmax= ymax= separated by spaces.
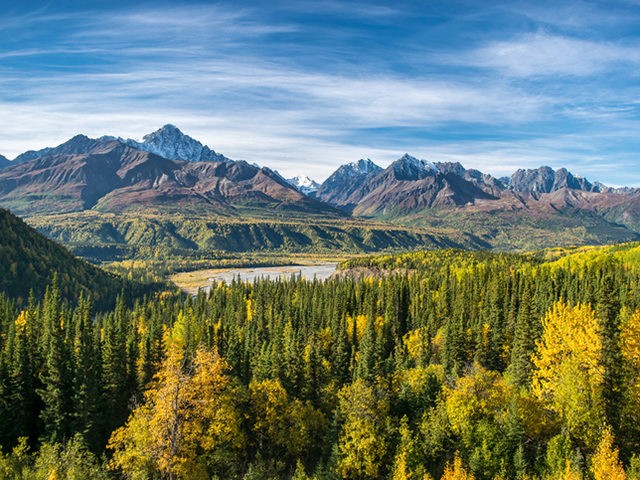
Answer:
xmin=170 ymin=263 xmax=338 ymax=295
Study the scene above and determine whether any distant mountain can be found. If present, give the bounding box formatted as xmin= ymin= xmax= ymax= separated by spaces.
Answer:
xmin=11 ymin=125 xmax=231 ymax=166
xmin=6 ymin=125 xmax=640 ymax=255
xmin=352 ymin=154 xmax=496 ymax=216
xmin=0 ymin=135 xmax=337 ymax=217
xmin=316 ymin=158 xmax=383 ymax=208
xmin=11 ymin=134 xmax=117 ymax=165
xmin=389 ymin=154 xmax=439 ymax=180
xmin=509 ymin=166 xmax=598 ymax=196
xmin=0 ymin=207 xmax=125 ymax=305
xmin=319 ymin=158 xmax=621 ymax=216
xmin=286 ymin=175 xmax=320 ymax=195
xmin=120 ymin=124 xmax=232 ymax=163
xmin=319 ymin=154 xmax=495 ymax=215
xmin=0 ymin=154 xmax=10 ymax=169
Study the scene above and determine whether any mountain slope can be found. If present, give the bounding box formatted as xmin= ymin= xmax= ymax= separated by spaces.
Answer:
xmin=12 ymin=147 xmax=53 ymax=164
xmin=316 ymin=157 xmax=640 ymax=249
xmin=316 ymin=158 xmax=383 ymax=208
xmin=0 ymin=154 xmax=10 ymax=169
xmin=0 ymin=208 xmax=125 ymax=304
xmin=27 ymin=211 xmax=490 ymax=261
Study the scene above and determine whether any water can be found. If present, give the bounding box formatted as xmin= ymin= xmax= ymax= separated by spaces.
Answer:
xmin=174 ymin=263 xmax=338 ymax=295
xmin=206 ymin=263 xmax=337 ymax=284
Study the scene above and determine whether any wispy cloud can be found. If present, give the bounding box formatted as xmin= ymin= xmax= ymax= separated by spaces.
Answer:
xmin=457 ymin=32 xmax=640 ymax=77
xmin=1 ymin=2 xmax=639 ymax=186
xmin=504 ymin=0 xmax=640 ymax=29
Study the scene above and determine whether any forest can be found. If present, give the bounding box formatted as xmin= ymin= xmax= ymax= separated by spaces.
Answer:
xmin=1 ymin=243 xmax=640 ymax=479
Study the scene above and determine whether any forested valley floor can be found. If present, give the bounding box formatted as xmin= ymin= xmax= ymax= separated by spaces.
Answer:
xmin=2 ymin=244 xmax=640 ymax=479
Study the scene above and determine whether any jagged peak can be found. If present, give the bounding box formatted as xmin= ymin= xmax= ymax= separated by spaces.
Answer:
xmin=288 ymin=175 xmax=319 ymax=187
xmin=434 ymin=161 xmax=466 ymax=176
xmin=395 ymin=153 xmax=438 ymax=170
xmin=337 ymin=158 xmax=382 ymax=177
xmin=121 ymin=125 xmax=232 ymax=164
xmin=142 ymin=124 xmax=183 ymax=141
xmin=68 ymin=133 xmax=90 ymax=142
xmin=390 ymin=153 xmax=438 ymax=180
xmin=510 ymin=165 xmax=596 ymax=194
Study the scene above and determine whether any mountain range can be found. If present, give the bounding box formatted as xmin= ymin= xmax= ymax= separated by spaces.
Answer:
xmin=314 ymin=154 xmax=640 ymax=235
xmin=2 ymin=124 xmax=640 ymax=257
xmin=0 ymin=129 xmax=335 ymax=217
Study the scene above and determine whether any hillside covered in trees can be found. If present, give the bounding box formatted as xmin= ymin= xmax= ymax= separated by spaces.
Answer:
xmin=1 ymin=243 xmax=640 ymax=478
xmin=0 ymin=208 xmax=142 ymax=308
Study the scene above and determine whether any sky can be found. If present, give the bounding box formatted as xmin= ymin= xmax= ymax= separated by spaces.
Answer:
xmin=1 ymin=0 xmax=640 ymax=185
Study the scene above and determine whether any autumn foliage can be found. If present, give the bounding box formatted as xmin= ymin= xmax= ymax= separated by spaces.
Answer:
xmin=1 ymin=245 xmax=640 ymax=478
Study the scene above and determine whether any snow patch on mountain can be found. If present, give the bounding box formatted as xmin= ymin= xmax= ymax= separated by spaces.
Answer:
xmin=286 ymin=175 xmax=320 ymax=195
xmin=345 ymin=158 xmax=383 ymax=176
xmin=399 ymin=153 xmax=438 ymax=172
xmin=391 ymin=154 xmax=439 ymax=180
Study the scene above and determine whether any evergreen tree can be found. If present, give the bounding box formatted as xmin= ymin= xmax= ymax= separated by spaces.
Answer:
xmin=507 ymin=286 xmax=538 ymax=387
xmin=597 ymin=274 xmax=623 ymax=438
xmin=37 ymin=277 xmax=72 ymax=443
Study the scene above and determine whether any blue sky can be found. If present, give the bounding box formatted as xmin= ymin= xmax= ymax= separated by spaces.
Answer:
xmin=1 ymin=0 xmax=640 ymax=184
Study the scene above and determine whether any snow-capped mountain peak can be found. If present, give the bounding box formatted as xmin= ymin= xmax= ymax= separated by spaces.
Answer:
xmin=286 ymin=175 xmax=320 ymax=195
xmin=122 ymin=124 xmax=232 ymax=164
xmin=399 ymin=153 xmax=438 ymax=172
xmin=346 ymin=158 xmax=382 ymax=176
xmin=392 ymin=154 xmax=439 ymax=180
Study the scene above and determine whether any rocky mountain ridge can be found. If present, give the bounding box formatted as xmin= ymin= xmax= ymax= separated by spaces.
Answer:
xmin=117 ymin=124 xmax=232 ymax=164
xmin=2 ymin=125 xmax=640 ymax=253
xmin=0 ymin=136 xmax=336 ymax=217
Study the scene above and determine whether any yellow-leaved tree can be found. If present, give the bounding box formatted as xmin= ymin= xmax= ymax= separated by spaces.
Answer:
xmin=532 ymin=301 xmax=606 ymax=448
xmin=555 ymin=460 xmax=583 ymax=480
xmin=441 ymin=455 xmax=475 ymax=480
xmin=590 ymin=428 xmax=626 ymax=480
xmin=248 ymin=378 xmax=325 ymax=461
xmin=108 ymin=336 xmax=244 ymax=479
xmin=618 ymin=307 xmax=640 ymax=454
xmin=336 ymin=379 xmax=389 ymax=480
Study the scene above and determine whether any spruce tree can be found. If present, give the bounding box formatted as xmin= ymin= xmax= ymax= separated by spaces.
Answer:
xmin=507 ymin=286 xmax=538 ymax=387
xmin=597 ymin=273 xmax=623 ymax=438
xmin=38 ymin=276 xmax=71 ymax=443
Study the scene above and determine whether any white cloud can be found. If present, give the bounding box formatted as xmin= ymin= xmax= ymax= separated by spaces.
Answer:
xmin=504 ymin=0 xmax=640 ymax=29
xmin=1 ymin=3 xmax=640 ymax=187
xmin=463 ymin=32 xmax=640 ymax=77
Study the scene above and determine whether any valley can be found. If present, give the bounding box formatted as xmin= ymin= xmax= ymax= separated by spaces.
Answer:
xmin=2 ymin=125 xmax=640 ymax=265
xmin=24 ymin=211 xmax=488 ymax=262
xmin=3 ymin=214 xmax=640 ymax=479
